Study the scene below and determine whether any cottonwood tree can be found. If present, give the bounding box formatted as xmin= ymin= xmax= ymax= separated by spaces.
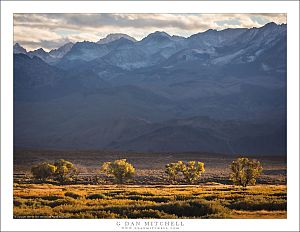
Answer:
xmin=165 ymin=162 xmax=181 ymax=184
xmin=165 ymin=161 xmax=205 ymax=184
xmin=181 ymin=161 xmax=205 ymax=184
xmin=31 ymin=162 xmax=57 ymax=181
xmin=229 ymin=157 xmax=263 ymax=187
xmin=53 ymin=159 xmax=78 ymax=183
xmin=100 ymin=159 xmax=135 ymax=184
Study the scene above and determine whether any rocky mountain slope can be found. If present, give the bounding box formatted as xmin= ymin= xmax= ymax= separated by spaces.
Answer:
xmin=13 ymin=23 xmax=287 ymax=155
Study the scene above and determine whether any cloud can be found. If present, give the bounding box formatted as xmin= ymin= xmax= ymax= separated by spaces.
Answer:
xmin=13 ymin=13 xmax=286 ymax=51
xmin=215 ymin=18 xmax=241 ymax=27
xmin=17 ymin=38 xmax=72 ymax=51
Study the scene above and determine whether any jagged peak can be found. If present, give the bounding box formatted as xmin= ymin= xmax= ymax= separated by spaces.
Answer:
xmin=13 ymin=43 xmax=27 ymax=54
xmin=97 ymin=33 xmax=136 ymax=44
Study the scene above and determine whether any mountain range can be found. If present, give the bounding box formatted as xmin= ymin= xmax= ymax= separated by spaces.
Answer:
xmin=13 ymin=22 xmax=287 ymax=155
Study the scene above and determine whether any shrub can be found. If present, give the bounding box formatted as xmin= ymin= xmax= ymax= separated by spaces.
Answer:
xmin=40 ymin=195 xmax=63 ymax=201
xmin=127 ymin=195 xmax=144 ymax=201
xmin=65 ymin=192 xmax=81 ymax=199
xmin=165 ymin=161 xmax=205 ymax=184
xmin=100 ymin=159 xmax=135 ymax=184
xmin=105 ymin=190 xmax=126 ymax=196
xmin=228 ymin=198 xmax=287 ymax=211
xmin=229 ymin=157 xmax=263 ymax=187
xmin=47 ymin=199 xmax=74 ymax=208
xmin=146 ymin=196 xmax=172 ymax=203
xmin=13 ymin=199 xmax=23 ymax=207
xmin=188 ymin=200 xmax=228 ymax=215
xmin=86 ymin=193 xmax=106 ymax=200
xmin=152 ymin=199 xmax=227 ymax=217
xmin=141 ymin=192 xmax=155 ymax=196
xmin=24 ymin=199 xmax=43 ymax=207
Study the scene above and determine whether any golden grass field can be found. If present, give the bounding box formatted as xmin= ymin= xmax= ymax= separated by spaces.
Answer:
xmin=13 ymin=183 xmax=287 ymax=219
xmin=13 ymin=150 xmax=287 ymax=219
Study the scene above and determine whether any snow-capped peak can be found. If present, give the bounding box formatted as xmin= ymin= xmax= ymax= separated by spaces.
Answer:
xmin=49 ymin=42 xmax=74 ymax=58
xmin=97 ymin=33 xmax=137 ymax=44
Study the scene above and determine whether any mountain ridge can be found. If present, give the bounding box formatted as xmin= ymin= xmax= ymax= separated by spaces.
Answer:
xmin=13 ymin=22 xmax=287 ymax=155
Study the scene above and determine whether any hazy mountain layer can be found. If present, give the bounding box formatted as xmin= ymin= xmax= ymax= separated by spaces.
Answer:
xmin=14 ymin=23 xmax=287 ymax=155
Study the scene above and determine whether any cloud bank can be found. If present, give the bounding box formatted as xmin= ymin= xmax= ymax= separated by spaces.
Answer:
xmin=14 ymin=13 xmax=286 ymax=51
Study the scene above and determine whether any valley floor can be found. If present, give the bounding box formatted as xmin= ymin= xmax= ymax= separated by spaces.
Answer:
xmin=13 ymin=150 xmax=287 ymax=219
xmin=13 ymin=183 xmax=287 ymax=219
xmin=14 ymin=150 xmax=287 ymax=185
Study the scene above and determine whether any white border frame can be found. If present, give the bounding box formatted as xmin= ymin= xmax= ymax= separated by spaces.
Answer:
xmin=1 ymin=1 xmax=299 ymax=231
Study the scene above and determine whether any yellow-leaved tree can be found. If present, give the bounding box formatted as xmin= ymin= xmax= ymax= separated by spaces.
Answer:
xmin=229 ymin=157 xmax=263 ymax=188
xmin=165 ymin=160 xmax=205 ymax=184
xmin=100 ymin=159 xmax=135 ymax=184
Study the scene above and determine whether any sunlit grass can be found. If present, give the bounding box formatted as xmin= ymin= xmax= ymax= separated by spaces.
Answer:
xmin=13 ymin=183 xmax=287 ymax=219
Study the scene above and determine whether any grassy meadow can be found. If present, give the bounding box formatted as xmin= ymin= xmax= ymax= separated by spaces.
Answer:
xmin=14 ymin=184 xmax=286 ymax=219
xmin=13 ymin=150 xmax=287 ymax=219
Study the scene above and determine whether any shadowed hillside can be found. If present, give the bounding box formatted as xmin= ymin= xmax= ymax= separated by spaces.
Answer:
xmin=14 ymin=23 xmax=286 ymax=155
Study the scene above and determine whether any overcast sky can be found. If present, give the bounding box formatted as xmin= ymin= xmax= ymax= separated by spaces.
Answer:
xmin=14 ymin=13 xmax=286 ymax=51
